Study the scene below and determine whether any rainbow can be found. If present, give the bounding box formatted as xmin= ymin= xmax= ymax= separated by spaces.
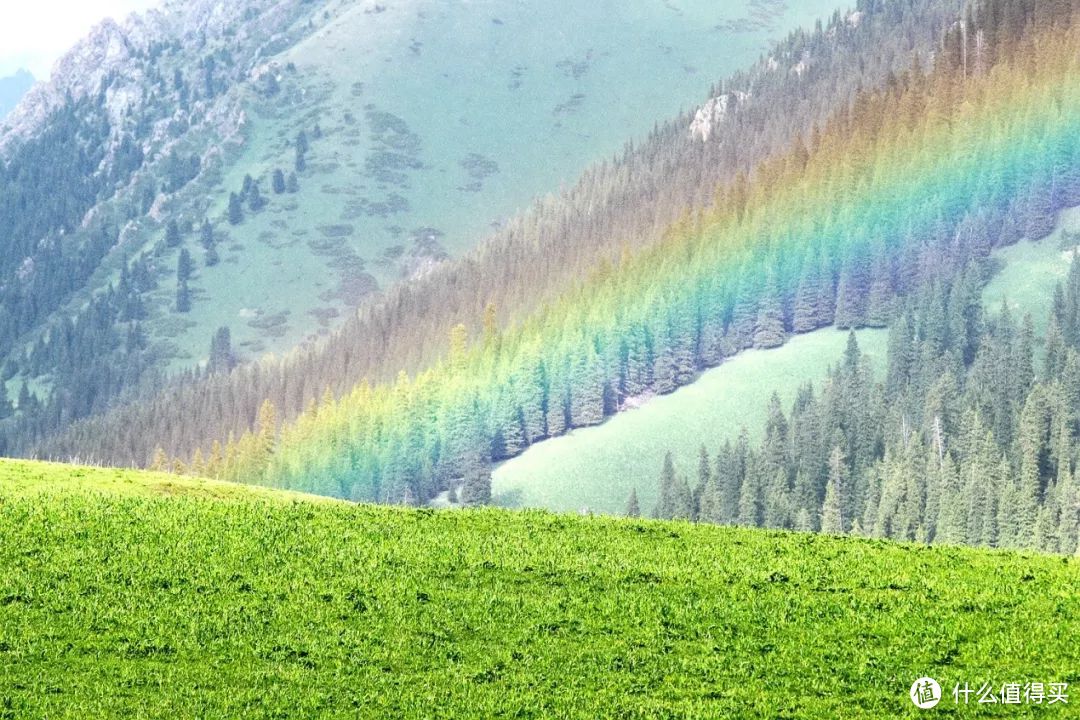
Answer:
xmin=215 ymin=10 xmax=1080 ymax=502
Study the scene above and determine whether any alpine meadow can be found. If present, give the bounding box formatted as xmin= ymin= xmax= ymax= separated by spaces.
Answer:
xmin=1 ymin=0 xmax=1079 ymax=717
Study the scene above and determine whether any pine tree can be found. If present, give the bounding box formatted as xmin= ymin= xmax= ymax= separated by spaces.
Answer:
xmin=460 ymin=459 xmax=492 ymax=506
xmin=569 ymin=348 xmax=605 ymax=427
xmin=272 ymin=168 xmax=287 ymax=195
xmin=654 ymin=452 xmax=678 ymax=520
xmin=625 ymin=488 xmax=641 ymax=518
xmin=753 ymin=271 xmax=786 ymax=349
xmin=177 ymin=248 xmax=193 ymax=284
xmin=737 ymin=455 xmax=763 ymax=527
xmin=248 ymin=182 xmax=266 ymax=212
xmin=149 ymin=447 xmax=169 ymax=472
xmin=200 ymin=219 xmax=214 ymax=249
xmin=176 ymin=279 xmax=191 ymax=313
xmin=652 ymin=348 xmax=676 ymax=395
xmin=228 ymin=192 xmax=243 ymax=225
xmin=165 ymin=219 xmax=181 ymax=248
xmin=820 ymin=446 xmax=847 ymax=534
xmin=792 ymin=254 xmax=821 ymax=333
xmin=209 ymin=327 xmax=234 ymax=374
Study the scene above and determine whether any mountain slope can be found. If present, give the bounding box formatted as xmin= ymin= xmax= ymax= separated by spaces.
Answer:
xmin=1 ymin=468 xmax=1077 ymax=718
xmin=28 ymin=0 xmax=965 ymax=465
xmin=495 ymin=207 xmax=1080 ymax=518
xmin=0 ymin=0 xmax=870 ymax=451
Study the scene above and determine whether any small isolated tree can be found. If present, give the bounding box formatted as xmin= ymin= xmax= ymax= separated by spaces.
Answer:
xmin=248 ymin=182 xmax=267 ymax=212
xmin=165 ymin=219 xmax=181 ymax=248
xmin=149 ymin=447 xmax=169 ymax=472
xmin=176 ymin=279 xmax=191 ymax=313
xmin=625 ymin=488 xmax=641 ymax=518
xmin=272 ymin=168 xmax=286 ymax=194
xmin=200 ymin=219 xmax=215 ymax=249
xmin=286 ymin=172 xmax=300 ymax=193
xmin=228 ymin=192 xmax=244 ymax=225
xmin=209 ymin=326 xmax=235 ymax=375
xmin=177 ymin=248 xmax=194 ymax=283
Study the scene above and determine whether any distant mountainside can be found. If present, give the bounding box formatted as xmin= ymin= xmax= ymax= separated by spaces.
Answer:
xmin=0 ymin=0 xmax=865 ymax=453
xmin=34 ymin=0 xmax=964 ymax=466
xmin=0 ymin=69 xmax=34 ymax=120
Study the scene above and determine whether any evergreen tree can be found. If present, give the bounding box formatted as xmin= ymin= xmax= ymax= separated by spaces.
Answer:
xmin=228 ymin=192 xmax=243 ymax=225
xmin=200 ymin=219 xmax=215 ymax=249
xmin=820 ymin=446 xmax=847 ymax=534
xmin=165 ymin=219 xmax=181 ymax=248
xmin=753 ymin=272 xmax=786 ymax=349
xmin=176 ymin=279 xmax=191 ymax=313
xmin=625 ymin=488 xmax=641 ymax=518
xmin=272 ymin=168 xmax=286 ymax=195
xmin=248 ymin=182 xmax=267 ymax=212
xmin=177 ymin=248 xmax=193 ymax=284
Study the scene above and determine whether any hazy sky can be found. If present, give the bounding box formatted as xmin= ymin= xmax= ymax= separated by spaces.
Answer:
xmin=0 ymin=0 xmax=162 ymax=78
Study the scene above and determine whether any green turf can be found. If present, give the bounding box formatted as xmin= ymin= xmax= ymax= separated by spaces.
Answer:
xmin=0 ymin=458 xmax=334 ymax=504
xmin=494 ymin=328 xmax=888 ymax=515
xmin=0 ymin=470 xmax=1076 ymax=718
xmin=983 ymin=206 xmax=1080 ymax=334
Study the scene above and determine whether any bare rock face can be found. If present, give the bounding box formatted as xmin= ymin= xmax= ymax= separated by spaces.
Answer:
xmin=689 ymin=91 xmax=749 ymax=142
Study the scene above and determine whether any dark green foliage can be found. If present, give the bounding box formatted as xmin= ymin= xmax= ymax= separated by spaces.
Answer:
xmin=653 ymin=452 xmax=693 ymax=520
xmin=227 ymin=192 xmax=243 ymax=225
xmin=165 ymin=219 xmax=182 ymax=248
xmin=460 ymin=457 xmax=492 ymax=506
xmin=656 ymin=269 xmax=1080 ymax=555
xmin=177 ymin=249 xmax=194 ymax=284
xmin=200 ymin=220 xmax=215 ymax=249
xmin=208 ymin=327 xmax=235 ymax=375
xmin=272 ymin=169 xmax=286 ymax=195
xmin=176 ymin=280 xmax=191 ymax=313
xmin=247 ymin=182 xmax=267 ymax=212
xmin=753 ymin=272 xmax=786 ymax=349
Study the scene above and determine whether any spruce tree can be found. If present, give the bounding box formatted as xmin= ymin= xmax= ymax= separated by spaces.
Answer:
xmin=228 ymin=192 xmax=244 ymax=225
xmin=165 ymin=219 xmax=181 ymax=248
xmin=654 ymin=452 xmax=678 ymax=520
xmin=625 ymin=488 xmax=641 ymax=518
xmin=820 ymin=446 xmax=847 ymax=534
xmin=753 ymin=272 xmax=786 ymax=349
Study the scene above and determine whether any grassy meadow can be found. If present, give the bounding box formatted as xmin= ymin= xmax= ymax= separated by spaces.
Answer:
xmin=1 ymin=460 xmax=1077 ymax=718
xmin=494 ymin=328 xmax=888 ymax=515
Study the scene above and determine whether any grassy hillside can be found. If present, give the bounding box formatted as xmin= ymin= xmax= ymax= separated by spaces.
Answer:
xmin=494 ymin=328 xmax=888 ymax=515
xmin=125 ymin=0 xmax=846 ymax=372
xmin=0 ymin=458 xmax=333 ymax=503
xmin=983 ymin=206 xmax=1080 ymax=334
xmin=0 ymin=469 xmax=1077 ymax=718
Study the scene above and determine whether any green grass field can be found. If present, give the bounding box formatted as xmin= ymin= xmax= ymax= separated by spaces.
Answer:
xmin=0 ymin=458 xmax=334 ymax=504
xmin=1 ymin=460 xmax=1077 ymax=718
xmin=494 ymin=328 xmax=888 ymax=515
